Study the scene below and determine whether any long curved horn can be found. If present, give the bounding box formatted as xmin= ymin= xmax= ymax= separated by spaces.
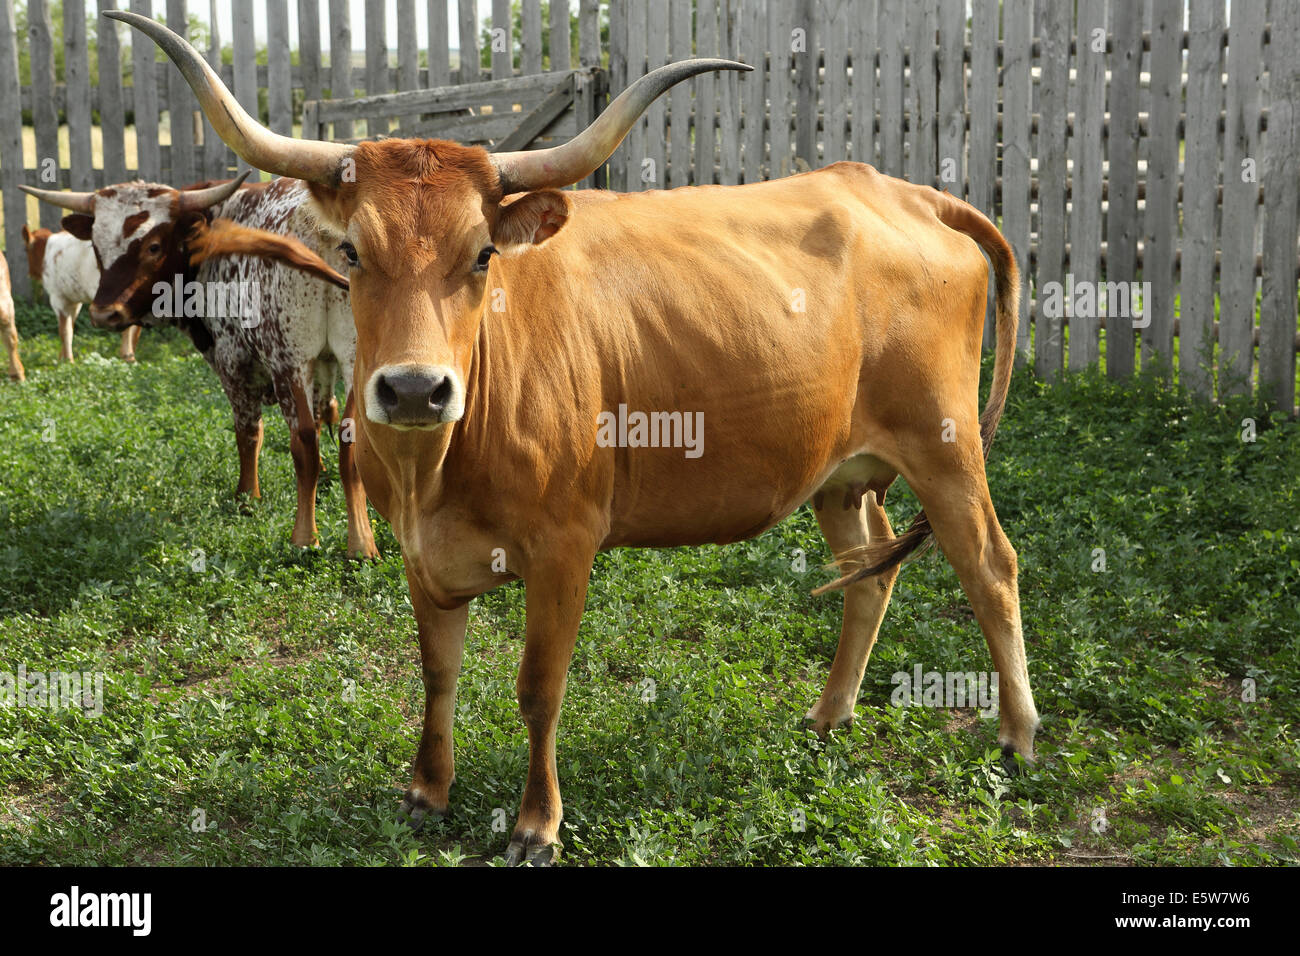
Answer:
xmin=176 ymin=171 xmax=252 ymax=212
xmin=491 ymin=58 xmax=753 ymax=194
xmin=105 ymin=11 xmax=353 ymax=186
xmin=19 ymin=185 xmax=96 ymax=214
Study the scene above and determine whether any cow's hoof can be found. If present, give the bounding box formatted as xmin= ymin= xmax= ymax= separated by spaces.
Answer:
xmin=801 ymin=711 xmax=851 ymax=738
xmin=348 ymin=543 xmax=380 ymax=561
xmin=999 ymin=742 xmax=1036 ymax=776
xmin=399 ymin=792 xmax=446 ymax=832
xmin=503 ymin=833 xmax=558 ymax=867
xmin=120 ymin=353 xmax=136 ymax=364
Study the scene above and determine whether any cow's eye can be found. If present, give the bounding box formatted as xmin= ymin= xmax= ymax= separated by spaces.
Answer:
xmin=338 ymin=240 xmax=359 ymax=268
xmin=473 ymin=245 xmax=497 ymax=273
xmin=147 ymin=241 xmax=162 ymax=256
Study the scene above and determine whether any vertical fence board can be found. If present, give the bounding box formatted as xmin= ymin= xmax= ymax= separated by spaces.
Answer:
xmin=521 ymin=0 xmax=543 ymax=74
xmin=64 ymin=0 xmax=94 ymax=191
xmin=492 ymin=0 xmax=513 ymax=79
xmin=268 ymin=0 xmax=294 ymax=138
xmin=936 ymin=0 xmax=965 ymax=196
xmin=646 ymin=0 xmax=670 ymax=188
xmin=794 ymin=0 xmax=817 ymax=167
xmin=1219 ymin=1 xmax=1266 ymax=395
xmin=1001 ymin=0 xmax=1032 ymax=361
xmin=627 ymin=0 xmax=648 ymax=188
xmin=850 ymin=0 xmax=877 ymax=169
xmin=607 ymin=0 xmax=627 ymax=189
xmin=695 ymin=0 xmax=719 ymax=184
xmin=579 ymin=0 xmax=600 ymax=68
xmin=1180 ymin=0 xmax=1225 ymax=396
xmin=204 ymin=0 xmax=229 ymax=175
xmin=969 ymin=0 xmax=996 ymax=346
xmin=30 ymin=0 xmax=60 ymax=222
xmin=1143 ymin=0 xmax=1182 ymax=370
xmin=129 ymin=0 xmax=162 ymax=185
xmin=1035 ymin=0 xmax=1068 ymax=379
xmin=1104 ymin=0 xmax=1141 ymax=379
xmin=1068 ymin=0 xmax=1106 ymax=370
xmin=398 ymin=0 xmax=419 ymax=92
xmin=878 ymin=0 xmax=904 ymax=176
xmin=767 ymin=0 xmax=793 ymax=177
xmin=551 ymin=0 xmax=572 ymax=71
xmin=669 ymin=0 xmax=692 ymax=186
xmin=741 ymin=0 xmax=766 ymax=183
xmin=822 ymin=0 xmax=850 ymax=169
xmin=1259 ymin=1 xmax=1300 ymax=412
xmin=428 ymin=0 xmax=450 ymax=87
xmin=457 ymin=0 xmax=479 ymax=83
xmin=907 ymin=0 xmax=936 ymax=185
xmin=299 ymin=0 xmax=324 ymax=106
xmin=0 ymin=0 xmax=28 ymax=297
xmin=97 ymin=0 xmax=129 ymax=185
xmin=233 ymin=0 xmax=259 ymax=172
xmin=365 ymin=0 xmax=389 ymax=134
xmin=719 ymin=0 xmax=742 ymax=184
xmin=330 ymin=0 xmax=354 ymax=138
xmin=166 ymin=0 xmax=197 ymax=184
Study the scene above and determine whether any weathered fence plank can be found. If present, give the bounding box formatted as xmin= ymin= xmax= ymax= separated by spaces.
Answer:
xmin=1259 ymin=1 xmax=1300 ymax=413
xmin=718 ymin=0 xmax=742 ymax=185
xmin=427 ymin=0 xmax=451 ymax=88
xmin=30 ymin=0 xmax=60 ymax=223
xmin=64 ymin=0 xmax=94 ymax=191
xmin=1219 ymin=0 xmax=1266 ymax=395
xmin=878 ymin=0 xmax=904 ymax=176
xmin=969 ymin=0 xmax=996 ymax=346
xmin=646 ymin=0 xmax=670 ymax=187
xmin=233 ymin=0 xmax=259 ymax=172
xmin=1068 ymin=0 xmax=1106 ymax=370
xmin=936 ymin=0 xmax=965 ymax=196
xmin=366 ymin=0 xmax=389 ymax=134
xmin=97 ymin=0 xmax=128 ymax=185
xmin=0 ymin=0 xmax=28 ymax=297
xmin=204 ymin=0 xmax=230 ymax=176
xmin=1180 ymin=0 xmax=1225 ymax=396
xmin=398 ymin=0 xmax=420 ymax=100
xmin=492 ymin=0 xmax=513 ymax=80
xmin=1104 ymin=0 xmax=1141 ymax=379
xmin=331 ymin=0 xmax=355 ymax=138
xmin=299 ymin=0 xmax=323 ymax=106
xmin=268 ymin=0 xmax=294 ymax=139
xmin=695 ymin=0 xmax=719 ymax=184
xmin=1034 ymin=0 xmax=1069 ymax=379
xmin=907 ymin=0 xmax=936 ymax=186
xmin=1003 ymin=0 xmax=1033 ymax=361
xmin=607 ymin=0 xmax=627 ymax=189
xmin=166 ymin=0 xmax=197 ymax=185
xmin=794 ymin=0 xmax=817 ymax=168
xmin=1143 ymin=0 xmax=1183 ymax=369
xmin=551 ymin=0 xmax=572 ymax=71
xmin=670 ymin=0 xmax=692 ymax=186
xmin=822 ymin=0 xmax=850 ymax=170
xmin=741 ymin=0 xmax=766 ymax=183
xmin=521 ymin=0 xmax=543 ymax=75
xmin=458 ymin=0 xmax=480 ymax=85
xmin=129 ymin=0 xmax=162 ymax=185
xmin=849 ymin=0 xmax=877 ymax=170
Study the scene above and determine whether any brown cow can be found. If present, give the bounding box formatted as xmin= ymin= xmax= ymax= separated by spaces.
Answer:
xmin=122 ymin=12 xmax=1041 ymax=865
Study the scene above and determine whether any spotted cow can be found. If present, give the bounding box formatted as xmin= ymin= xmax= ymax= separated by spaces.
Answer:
xmin=22 ymin=176 xmax=378 ymax=558
xmin=22 ymin=224 xmax=141 ymax=363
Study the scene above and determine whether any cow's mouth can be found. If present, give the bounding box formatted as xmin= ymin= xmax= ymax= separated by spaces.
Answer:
xmin=89 ymin=305 xmax=135 ymax=331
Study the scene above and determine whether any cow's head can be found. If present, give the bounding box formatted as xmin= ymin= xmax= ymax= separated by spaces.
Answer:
xmin=21 ymin=175 xmax=250 ymax=331
xmin=110 ymin=10 xmax=749 ymax=431
xmin=20 ymin=225 xmax=51 ymax=282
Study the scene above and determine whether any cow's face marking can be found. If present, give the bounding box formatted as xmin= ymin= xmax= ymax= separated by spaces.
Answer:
xmin=307 ymin=140 xmax=571 ymax=430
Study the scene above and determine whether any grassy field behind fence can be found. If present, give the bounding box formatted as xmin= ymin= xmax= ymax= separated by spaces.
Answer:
xmin=0 ymin=302 xmax=1297 ymax=866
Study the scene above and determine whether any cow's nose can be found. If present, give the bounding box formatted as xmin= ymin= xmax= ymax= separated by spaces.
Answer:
xmin=374 ymin=369 xmax=454 ymax=425
xmin=89 ymin=304 xmax=126 ymax=329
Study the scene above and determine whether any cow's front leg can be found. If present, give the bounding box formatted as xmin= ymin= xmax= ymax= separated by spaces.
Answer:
xmin=506 ymin=555 xmax=594 ymax=866
xmin=401 ymin=578 xmax=468 ymax=829
xmin=339 ymin=390 xmax=379 ymax=559
xmin=118 ymin=325 xmax=141 ymax=362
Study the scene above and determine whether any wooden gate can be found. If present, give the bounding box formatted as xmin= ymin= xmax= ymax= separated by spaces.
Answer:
xmin=301 ymin=68 xmax=608 ymax=189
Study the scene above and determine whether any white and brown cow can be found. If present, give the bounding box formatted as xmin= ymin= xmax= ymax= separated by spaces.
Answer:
xmin=0 ymin=252 xmax=21 ymax=382
xmin=22 ymin=176 xmax=378 ymax=558
xmin=22 ymin=224 xmax=141 ymax=363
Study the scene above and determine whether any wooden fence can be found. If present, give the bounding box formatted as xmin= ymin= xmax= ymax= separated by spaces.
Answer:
xmin=0 ymin=1 xmax=1297 ymax=412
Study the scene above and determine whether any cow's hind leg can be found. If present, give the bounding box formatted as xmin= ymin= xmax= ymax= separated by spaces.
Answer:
xmin=56 ymin=305 xmax=77 ymax=362
xmin=899 ymin=438 xmax=1039 ymax=766
xmin=1 ymin=298 xmax=22 ymax=382
xmin=806 ymin=487 xmax=898 ymax=734
xmin=280 ymin=380 xmax=321 ymax=548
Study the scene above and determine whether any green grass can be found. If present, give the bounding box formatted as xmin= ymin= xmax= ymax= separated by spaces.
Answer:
xmin=1 ymin=299 xmax=1297 ymax=866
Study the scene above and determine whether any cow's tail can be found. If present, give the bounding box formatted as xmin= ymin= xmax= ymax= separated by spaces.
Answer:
xmin=813 ymin=192 xmax=1019 ymax=596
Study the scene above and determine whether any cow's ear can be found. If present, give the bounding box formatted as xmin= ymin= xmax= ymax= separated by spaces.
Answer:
xmin=21 ymin=224 xmax=30 ymax=245
xmin=177 ymin=210 xmax=212 ymax=245
xmin=62 ymin=214 xmax=94 ymax=241
xmin=492 ymin=190 xmax=571 ymax=249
